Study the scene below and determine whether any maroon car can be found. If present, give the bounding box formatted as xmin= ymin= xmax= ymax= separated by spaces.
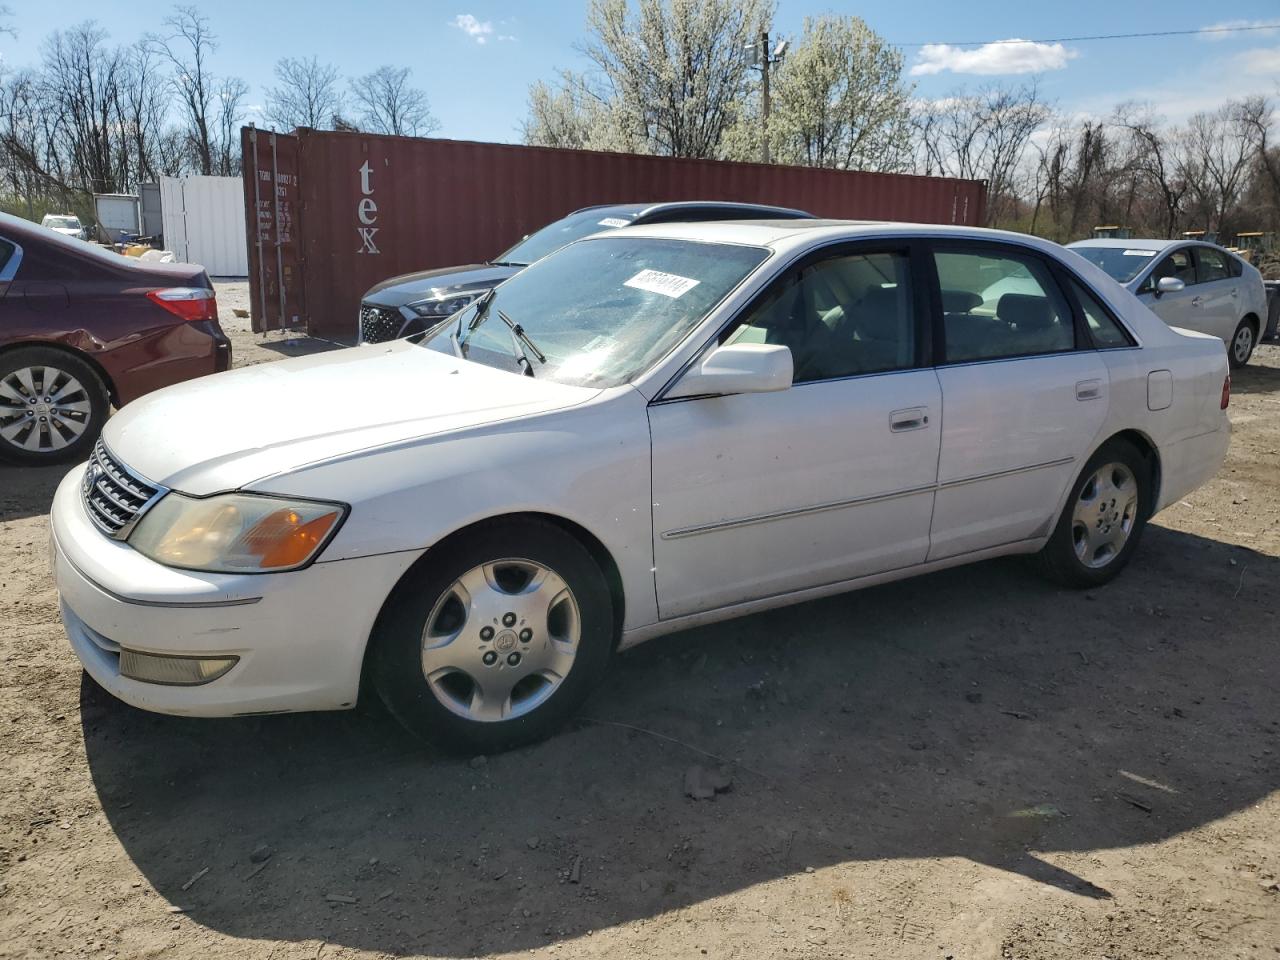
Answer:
xmin=0 ymin=212 xmax=230 ymax=465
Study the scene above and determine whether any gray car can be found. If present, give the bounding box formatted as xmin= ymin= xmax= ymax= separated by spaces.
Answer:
xmin=357 ymin=201 xmax=812 ymax=343
xmin=1068 ymin=238 xmax=1268 ymax=367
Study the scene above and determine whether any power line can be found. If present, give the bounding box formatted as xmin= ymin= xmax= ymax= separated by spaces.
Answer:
xmin=896 ymin=22 xmax=1280 ymax=48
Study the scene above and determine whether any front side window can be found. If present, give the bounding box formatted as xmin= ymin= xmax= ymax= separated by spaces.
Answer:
xmin=1194 ymin=246 xmax=1229 ymax=282
xmin=420 ymin=236 xmax=768 ymax=387
xmin=723 ymin=250 xmax=915 ymax=383
xmin=935 ymin=248 xmax=1074 ymax=362
xmin=1145 ymin=249 xmax=1196 ymax=291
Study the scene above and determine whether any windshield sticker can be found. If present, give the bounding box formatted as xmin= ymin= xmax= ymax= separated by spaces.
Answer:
xmin=624 ymin=269 xmax=701 ymax=299
xmin=598 ymin=217 xmax=631 ymax=228
xmin=1122 ymin=249 xmax=1157 ymax=257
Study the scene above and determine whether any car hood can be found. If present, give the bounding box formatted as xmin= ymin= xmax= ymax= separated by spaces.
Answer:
xmin=362 ymin=263 xmax=521 ymax=307
xmin=102 ymin=342 xmax=599 ymax=495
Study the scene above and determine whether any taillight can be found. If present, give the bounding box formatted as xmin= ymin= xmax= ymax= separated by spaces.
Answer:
xmin=146 ymin=287 xmax=218 ymax=323
xmin=1221 ymin=374 xmax=1231 ymax=410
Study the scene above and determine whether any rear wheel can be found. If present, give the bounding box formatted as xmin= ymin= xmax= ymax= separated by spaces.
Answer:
xmin=0 ymin=347 xmax=108 ymax=465
xmin=370 ymin=518 xmax=615 ymax=754
xmin=1229 ymin=318 xmax=1257 ymax=368
xmin=1035 ymin=439 xmax=1150 ymax=588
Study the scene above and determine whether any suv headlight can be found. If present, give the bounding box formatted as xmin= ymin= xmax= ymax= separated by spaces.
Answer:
xmin=408 ymin=291 xmax=484 ymax=318
xmin=128 ymin=493 xmax=348 ymax=573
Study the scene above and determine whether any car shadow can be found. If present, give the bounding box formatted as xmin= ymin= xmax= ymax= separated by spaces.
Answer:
xmin=1231 ymin=353 xmax=1280 ymax=395
xmin=80 ymin=524 xmax=1278 ymax=955
xmin=0 ymin=463 xmax=71 ymax=521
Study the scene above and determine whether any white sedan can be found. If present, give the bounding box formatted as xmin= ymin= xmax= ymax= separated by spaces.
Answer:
xmin=50 ymin=221 xmax=1231 ymax=752
xmin=1068 ymin=238 xmax=1268 ymax=368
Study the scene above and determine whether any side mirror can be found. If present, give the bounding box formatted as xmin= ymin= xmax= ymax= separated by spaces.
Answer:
xmin=1155 ymin=276 xmax=1185 ymax=296
xmin=665 ymin=343 xmax=793 ymax=399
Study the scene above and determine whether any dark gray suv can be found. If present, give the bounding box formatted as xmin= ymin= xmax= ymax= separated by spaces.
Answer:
xmin=357 ymin=201 xmax=812 ymax=343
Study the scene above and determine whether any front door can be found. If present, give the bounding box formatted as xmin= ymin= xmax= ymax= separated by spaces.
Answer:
xmin=648 ymin=244 xmax=940 ymax=619
xmin=927 ymin=242 xmax=1110 ymax=559
xmin=1139 ymin=247 xmax=1198 ymax=332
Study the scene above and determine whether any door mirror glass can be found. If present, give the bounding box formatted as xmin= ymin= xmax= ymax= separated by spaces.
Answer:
xmin=666 ymin=343 xmax=793 ymax=399
xmin=1156 ymin=276 xmax=1185 ymax=295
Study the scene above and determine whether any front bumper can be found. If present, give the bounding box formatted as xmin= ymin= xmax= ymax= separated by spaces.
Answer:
xmin=51 ymin=465 xmax=419 ymax=716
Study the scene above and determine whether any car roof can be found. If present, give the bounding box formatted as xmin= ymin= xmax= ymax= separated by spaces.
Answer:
xmin=571 ymin=200 xmax=813 ymax=221
xmin=596 ymin=219 xmax=1059 ymax=251
xmin=1067 ymin=238 xmax=1182 ymax=251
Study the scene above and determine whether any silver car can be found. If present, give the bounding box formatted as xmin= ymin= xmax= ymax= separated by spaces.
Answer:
xmin=1068 ymin=238 xmax=1267 ymax=367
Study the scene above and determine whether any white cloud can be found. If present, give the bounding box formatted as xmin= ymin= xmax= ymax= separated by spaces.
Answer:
xmin=910 ymin=39 xmax=1078 ymax=76
xmin=452 ymin=13 xmax=495 ymax=44
xmin=1236 ymin=46 xmax=1280 ymax=75
xmin=1200 ymin=19 xmax=1280 ymax=41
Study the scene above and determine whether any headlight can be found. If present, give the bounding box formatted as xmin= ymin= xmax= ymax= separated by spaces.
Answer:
xmin=408 ymin=291 xmax=484 ymax=318
xmin=128 ymin=493 xmax=348 ymax=573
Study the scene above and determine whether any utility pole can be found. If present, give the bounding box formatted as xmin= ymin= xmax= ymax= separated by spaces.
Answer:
xmin=760 ymin=30 xmax=771 ymax=164
xmin=748 ymin=30 xmax=788 ymax=165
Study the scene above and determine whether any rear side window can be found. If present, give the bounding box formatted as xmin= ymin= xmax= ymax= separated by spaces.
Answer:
xmin=934 ymin=248 xmax=1074 ymax=363
xmin=1195 ymin=246 xmax=1230 ymax=282
xmin=1228 ymin=255 xmax=1243 ymax=278
xmin=1069 ymin=279 xmax=1133 ymax=348
xmin=0 ymin=238 xmax=14 ymax=274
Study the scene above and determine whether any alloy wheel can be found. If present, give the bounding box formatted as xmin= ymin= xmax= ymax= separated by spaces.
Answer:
xmin=420 ymin=559 xmax=581 ymax=722
xmin=1233 ymin=324 xmax=1254 ymax=364
xmin=1071 ymin=462 xmax=1138 ymax=569
xmin=0 ymin=366 xmax=93 ymax=453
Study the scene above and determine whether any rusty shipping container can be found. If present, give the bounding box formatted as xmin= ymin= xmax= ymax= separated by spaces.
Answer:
xmin=242 ymin=127 xmax=988 ymax=340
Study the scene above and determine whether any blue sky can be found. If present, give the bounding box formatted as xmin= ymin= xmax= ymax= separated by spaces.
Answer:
xmin=3 ymin=1 xmax=1280 ymax=141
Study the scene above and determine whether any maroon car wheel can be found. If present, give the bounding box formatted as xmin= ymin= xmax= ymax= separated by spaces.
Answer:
xmin=0 ymin=347 xmax=109 ymax=465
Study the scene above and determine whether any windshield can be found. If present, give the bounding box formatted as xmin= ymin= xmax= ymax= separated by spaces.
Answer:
xmin=494 ymin=208 xmax=640 ymax=266
xmin=45 ymin=216 xmax=80 ymax=229
xmin=421 ymin=236 xmax=769 ymax=387
xmin=1072 ymin=245 xmax=1159 ymax=284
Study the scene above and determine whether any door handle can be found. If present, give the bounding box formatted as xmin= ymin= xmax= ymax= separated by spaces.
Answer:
xmin=889 ymin=406 xmax=929 ymax=432
xmin=1190 ymin=296 xmax=1203 ymax=308
xmin=1231 ymin=288 xmax=1239 ymax=298
xmin=1075 ymin=379 xmax=1102 ymax=401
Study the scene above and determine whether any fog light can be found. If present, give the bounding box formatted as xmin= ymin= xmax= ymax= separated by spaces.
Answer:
xmin=119 ymin=649 xmax=238 ymax=686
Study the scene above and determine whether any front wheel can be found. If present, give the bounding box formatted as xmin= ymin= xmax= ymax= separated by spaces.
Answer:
xmin=1035 ymin=439 xmax=1151 ymax=588
xmin=0 ymin=347 xmax=109 ymax=465
xmin=369 ymin=518 xmax=615 ymax=754
xmin=1229 ymin=318 xmax=1257 ymax=368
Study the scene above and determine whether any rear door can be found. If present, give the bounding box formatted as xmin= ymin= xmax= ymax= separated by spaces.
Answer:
xmin=927 ymin=241 xmax=1108 ymax=560
xmin=1189 ymin=245 xmax=1239 ymax=343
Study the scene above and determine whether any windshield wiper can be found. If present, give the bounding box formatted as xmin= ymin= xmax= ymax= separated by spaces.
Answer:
xmin=496 ymin=309 xmax=545 ymax=377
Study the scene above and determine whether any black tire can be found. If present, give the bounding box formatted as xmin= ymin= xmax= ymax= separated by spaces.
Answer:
xmin=370 ymin=518 xmax=615 ymax=754
xmin=0 ymin=347 xmax=109 ymax=466
xmin=1035 ymin=438 xmax=1151 ymax=588
xmin=1228 ymin=317 xmax=1257 ymax=369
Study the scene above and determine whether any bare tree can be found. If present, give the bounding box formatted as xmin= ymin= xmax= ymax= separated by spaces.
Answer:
xmin=213 ymin=76 xmax=247 ymax=175
xmin=350 ymin=66 xmax=438 ymax=137
xmin=1113 ymin=104 xmax=1188 ymax=239
xmin=265 ymin=56 xmax=343 ymax=131
xmin=40 ymin=23 xmax=126 ymax=193
xmin=725 ymin=15 xmax=913 ymax=170
xmin=155 ymin=6 xmax=218 ymax=175
xmin=1182 ymin=102 xmax=1259 ymax=234
xmin=914 ymin=82 xmax=1050 ymax=225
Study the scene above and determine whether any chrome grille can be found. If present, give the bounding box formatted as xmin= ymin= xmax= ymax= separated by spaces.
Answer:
xmin=360 ymin=304 xmax=405 ymax=344
xmin=81 ymin=440 xmax=165 ymax=539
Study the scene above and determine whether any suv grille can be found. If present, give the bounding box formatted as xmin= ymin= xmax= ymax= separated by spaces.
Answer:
xmin=360 ymin=304 xmax=405 ymax=344
xmin=81 ymin=440 xmax=166 ymax=539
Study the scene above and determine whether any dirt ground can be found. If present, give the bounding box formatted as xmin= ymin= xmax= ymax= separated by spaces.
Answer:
xmin=2 ymin=280 xmax=1279 ymax=960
